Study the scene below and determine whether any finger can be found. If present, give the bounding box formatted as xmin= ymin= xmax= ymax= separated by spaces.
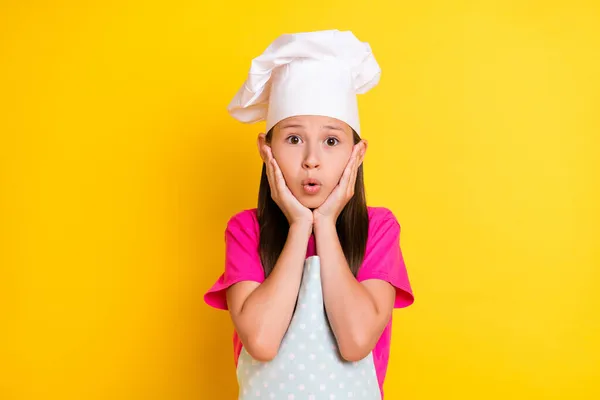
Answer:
xmin=265 ymin=145 xmax=275 ymax=164
xmin=260 ymin=144 xmax=269 ymax=162
xmin=338 ymin=157 xmax=352 ymax=186
xmin=267 ymin=158 xmax=277 ymax=193
xmin=348 ymin=157 xmax=359 ymax=196
xmin=266 ymin=149 xmax=278 ymax=187
xmin=356 ymin=154 xmax=364 ymax=168
xmin=352 ymin=147 xmax=361 ymax=173
xmin=354 ymin=155 xmax=363 ymax=187
xmin=267 ymin=148 xmax=286 ymax=196
xmin=350 ymin=143 xmax=361 ymax=168
xmin=346 ymin=146 xmax=360 ymax=175
xmin=271 ymin=157 xmax=288 ymax=193
xmin=264 ymin=149 xmax=277 ymax=195
xmin=338 ymin=150 xmax=356 ymax=190
xmin=345 ymin=145 xmax=362 ymax=193
xmin=351 ymin=143 xmax=361 ymax=161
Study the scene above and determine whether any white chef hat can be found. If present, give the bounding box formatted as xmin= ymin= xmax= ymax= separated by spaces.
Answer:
xmin=227 ymin=29 xmax=381 ymax=136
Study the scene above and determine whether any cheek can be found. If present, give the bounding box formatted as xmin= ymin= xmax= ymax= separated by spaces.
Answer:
xmin=327 ymin=156 xmax=350 ymax=182
xmin=272 ymin=148 xmax=299 ymax=180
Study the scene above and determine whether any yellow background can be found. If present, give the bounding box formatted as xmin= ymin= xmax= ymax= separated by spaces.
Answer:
xmin=1 ymin=1 xmax=599 ymax=399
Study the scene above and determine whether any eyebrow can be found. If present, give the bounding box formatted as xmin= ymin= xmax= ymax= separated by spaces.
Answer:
xmin=279 ymin=123 xmax=305 ymax=130
xmin=279 ymin=123 xmax=345 ymax=132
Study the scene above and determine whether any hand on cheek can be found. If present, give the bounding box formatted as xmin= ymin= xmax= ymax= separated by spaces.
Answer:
xmin=257 ymin=133 xmax=313 ymax=227
xmin=313 ymin=140 xmax=367 ymax=225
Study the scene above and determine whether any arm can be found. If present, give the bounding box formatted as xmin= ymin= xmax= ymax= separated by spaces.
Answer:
xmin=226 ymin=133 xmax=315 ymax=361
xmin=310 ymin=141 xmax=395 ymax=361
xmin=314 ymin=218 xmax=395 ymax=362
xmin=225 ymin=221 xmax=312 ymax=362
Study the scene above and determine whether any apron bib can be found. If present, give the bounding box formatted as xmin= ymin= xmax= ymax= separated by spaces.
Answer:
xmin=236 ymin=255 xmax=381 ymax=400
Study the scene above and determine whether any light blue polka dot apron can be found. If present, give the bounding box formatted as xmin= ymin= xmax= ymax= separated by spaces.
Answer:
xmin=237 ymin=255 xmax=381 ymax=400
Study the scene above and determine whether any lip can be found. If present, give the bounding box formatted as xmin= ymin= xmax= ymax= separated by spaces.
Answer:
xmin=301 ymin=178 xmax=322 ymax=186
xmin=301 ymin=178 xmax=322 ymax=195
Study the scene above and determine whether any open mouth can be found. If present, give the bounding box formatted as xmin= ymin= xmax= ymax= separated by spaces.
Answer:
xmin=302 ymin=178 xmax=322 ymax=186
xmin=302 ymin=179 xmax=322 ymax=194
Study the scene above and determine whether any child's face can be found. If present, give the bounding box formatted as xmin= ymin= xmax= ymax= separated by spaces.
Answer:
xmin=270 ymin=115 xmax=355 ymax=209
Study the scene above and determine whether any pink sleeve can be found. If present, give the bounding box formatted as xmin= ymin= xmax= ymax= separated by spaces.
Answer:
xmin=203 ymin=210 xmax=265 ymax=310
xmin=357 ymin=210 xmax=414 ymax=308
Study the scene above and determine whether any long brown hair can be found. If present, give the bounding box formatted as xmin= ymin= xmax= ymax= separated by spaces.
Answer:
xmin=257 ymin=127 xmax=369 ymax=277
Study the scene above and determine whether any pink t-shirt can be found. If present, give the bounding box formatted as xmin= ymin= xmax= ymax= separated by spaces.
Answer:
xmin=204 ymin=206 xmax=414 ymax=398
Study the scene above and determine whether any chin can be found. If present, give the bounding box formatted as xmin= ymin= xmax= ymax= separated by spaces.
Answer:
xmin=298 ymin=194 xmax=326 ymax=210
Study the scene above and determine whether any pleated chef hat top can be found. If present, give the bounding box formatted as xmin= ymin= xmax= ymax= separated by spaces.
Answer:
xmin=227 ymin=29 xmax=381 ymax=136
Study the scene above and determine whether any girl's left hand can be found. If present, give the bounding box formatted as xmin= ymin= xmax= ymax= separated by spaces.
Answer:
xmin=313 ymin=140 xmax=367 ymax=225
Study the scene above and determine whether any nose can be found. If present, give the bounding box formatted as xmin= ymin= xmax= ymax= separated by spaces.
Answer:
xmin=302 ymin=145 xmax=320 ymax=170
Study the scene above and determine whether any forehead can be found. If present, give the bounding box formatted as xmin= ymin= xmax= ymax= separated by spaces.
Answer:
xmin=276 ymin=115 xmax=351 ymax=132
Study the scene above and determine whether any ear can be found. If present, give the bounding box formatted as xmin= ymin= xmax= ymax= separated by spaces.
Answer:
xmin=257 ymin=133 xmax=268 ymax=162
xmin=361 ymin=139 xmax=368 ymax=154
xmin=359 ymin=139 xmax=368 ymax=165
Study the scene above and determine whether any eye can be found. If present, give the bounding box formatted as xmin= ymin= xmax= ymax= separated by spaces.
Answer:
xmin=286 ymin=135 xmax=302 ymax=145
xmin=325 ymin=137 xmax=339 ymax=147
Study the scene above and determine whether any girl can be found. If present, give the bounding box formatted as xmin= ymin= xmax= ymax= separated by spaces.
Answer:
xmin=204 ymin=30 xmax=414 ymax=400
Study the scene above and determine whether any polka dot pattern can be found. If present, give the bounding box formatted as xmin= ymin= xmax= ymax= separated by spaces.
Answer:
xmin=236 ymin=256 xmax=380 ymax=399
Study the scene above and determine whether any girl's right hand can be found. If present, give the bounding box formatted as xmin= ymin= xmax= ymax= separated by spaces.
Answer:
xmin=258 ymin=134 xmax=313 ymax=228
